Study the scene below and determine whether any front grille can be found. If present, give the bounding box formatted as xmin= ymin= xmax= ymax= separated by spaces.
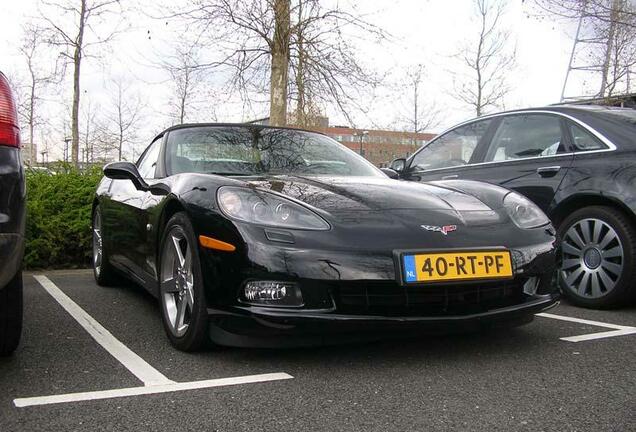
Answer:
xmin=335 ymin=279 xmax=526 ymax=316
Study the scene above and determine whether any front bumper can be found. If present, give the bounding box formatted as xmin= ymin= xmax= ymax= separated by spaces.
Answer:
xmin=207 ymin=292 xmax=559 ymax=347
xmin=197 ymin=223 xmax=560 ymax=347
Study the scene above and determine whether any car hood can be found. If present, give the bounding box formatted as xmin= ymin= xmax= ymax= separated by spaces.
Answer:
xmin=242 ymin=175 xmax=508 ymax=226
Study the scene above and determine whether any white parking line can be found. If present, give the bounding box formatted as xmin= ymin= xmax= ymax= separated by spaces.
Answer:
xmin=13 ymin=373 xmax=294 ymax=408
xmin=33 ymin=275 xmax=173 ymax=387
xmin=536 ymin=312 xmax=636 ymax=342
xmin=19 ymin=275 xmax=294 ymax=408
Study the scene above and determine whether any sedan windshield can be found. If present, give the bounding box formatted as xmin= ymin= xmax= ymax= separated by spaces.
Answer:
xmin=165 ymin=126 xmax=382 ymax=177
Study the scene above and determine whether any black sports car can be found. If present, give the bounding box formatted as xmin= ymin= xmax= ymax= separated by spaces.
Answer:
xmin=94 ymin=124 xmax=559 ymax=351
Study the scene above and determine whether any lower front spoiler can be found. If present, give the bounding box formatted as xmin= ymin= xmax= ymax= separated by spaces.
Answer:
xmin=207 ymin=293 xmax=560 ymax=348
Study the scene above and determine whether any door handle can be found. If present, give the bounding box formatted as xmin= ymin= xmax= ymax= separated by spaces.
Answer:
xmin=536 ymin=166 xmax=561 ymax=177
xmin=441 ymin=174 xmax=459 ymax=180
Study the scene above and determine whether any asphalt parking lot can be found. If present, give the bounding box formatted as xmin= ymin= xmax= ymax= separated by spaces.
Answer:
xmin=0 ymin=270 xmax=635 ymax=431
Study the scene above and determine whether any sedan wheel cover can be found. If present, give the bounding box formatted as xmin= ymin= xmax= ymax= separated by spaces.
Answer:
xmin=160 ymin=228 xmax=195 ymax=337
xmin=561 ymin=218 xmax=624 ymax=298
xmin=93 ymin=212 xmax=103 ymax=276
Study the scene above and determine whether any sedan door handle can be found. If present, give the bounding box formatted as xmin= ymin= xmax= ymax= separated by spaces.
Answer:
xmin=536 ymin=166 xmax=561 ymax=177
xmin=441 ymin=174 xmax=459 ymax=180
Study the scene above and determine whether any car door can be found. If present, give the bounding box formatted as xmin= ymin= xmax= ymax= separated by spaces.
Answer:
xmin=105 ymin=137 xmax=162 ymax=284
xmin=403 ymin=118 xmax=496 ymax=183
xmin=455 ymin=113 xmax=575 ymax=213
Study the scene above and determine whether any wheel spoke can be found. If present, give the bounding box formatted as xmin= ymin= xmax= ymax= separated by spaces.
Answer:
xmin=580 ymin=220 xmax=593 ymax=244
xmin=175 ymin=296 xmax=187 ymax=330
xmin=597 ymin=267 xmax=615 ymax=291
xmin=601 ymin=260 xmax=622 ymax=276
xmin=590 ymin=272 xmax=602 ymax=297
xmin=566 ymin=228 xmax=586 ymax=249
xmin=602 ymin=246 xmax=622 ymax=259
xmin=598 ymin=229 xmax=617 ymax=249
xmin=565 ymin=267 xmax=584 ymax=286
xmin=577 ymin=272 xmax=591 ymax=295
xmin=186 ymin=284 xmax=195 ymax=308
xmin=562 ymin=259 xmax=581 ymax=270
xmin=562 ymin=242 xmax=582 ymax=257
xmin=591 ymin=220 xmax=603 ymax=243
xmin=184 ymin=246 xmax=192 ymax=275
xmin=172 ymin=235 xmax=185 ymax=267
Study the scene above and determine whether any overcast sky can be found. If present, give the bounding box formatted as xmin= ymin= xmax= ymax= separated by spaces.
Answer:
xmin=0 ymin=0 xmax=582 ymax=160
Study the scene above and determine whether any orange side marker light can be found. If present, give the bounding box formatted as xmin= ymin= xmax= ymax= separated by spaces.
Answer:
xmin=199 ymin=235 xmax=236 ymax=252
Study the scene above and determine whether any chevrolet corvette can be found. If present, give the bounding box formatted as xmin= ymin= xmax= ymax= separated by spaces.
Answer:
xmin=93 ymin=124 xmax=559 ymax=351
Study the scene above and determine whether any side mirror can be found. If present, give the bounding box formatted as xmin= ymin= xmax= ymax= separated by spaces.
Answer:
xmin=104 ymin=161 xmax=149 ymax=191
xmin=390 ymin=158 xmax=406 ymax=172
xmin=380 ymin=167 xmax=399 ymax=179
xmin=104 ymin=161 xmax=170 ymax=195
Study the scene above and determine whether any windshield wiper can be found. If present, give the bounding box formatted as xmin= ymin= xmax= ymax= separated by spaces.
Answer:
xmin=207 ymin=172 xmax=256 ymax=176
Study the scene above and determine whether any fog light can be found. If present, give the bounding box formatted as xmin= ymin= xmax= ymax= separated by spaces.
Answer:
xmin=241 ymin=281 xmax=303 ymax=307
xmin=523 ymin=277 xmax=540 ymax=295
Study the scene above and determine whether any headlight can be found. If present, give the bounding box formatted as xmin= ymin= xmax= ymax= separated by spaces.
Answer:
xmin=503 ymin=192 xmax=549 ymax=229
xmin=217 ymin=186 xmax=330 ymax=230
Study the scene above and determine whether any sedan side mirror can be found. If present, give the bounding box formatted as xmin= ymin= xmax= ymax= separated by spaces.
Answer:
xmin=380 ymin=167 xmax=399 ymax=179
xmin=390 ymin=158 xmax=406 ymax=173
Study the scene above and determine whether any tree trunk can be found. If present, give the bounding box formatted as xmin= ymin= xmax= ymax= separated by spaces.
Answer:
xmin=269 ymin=0 xmax=291 ymax=127
xmin=600 ymin=0 xmax=620 ymax=98
xmin=71 ymin=0 xmax=87 ymax=166
xmin=29 ymin=78 xmax=35 ymax=165
xmin=295 ymin=0 xmax=305 ymax=126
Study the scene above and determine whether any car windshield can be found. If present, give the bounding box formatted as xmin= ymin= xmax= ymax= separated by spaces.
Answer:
xmin=165 ymin=126 xmax=382 ymax=177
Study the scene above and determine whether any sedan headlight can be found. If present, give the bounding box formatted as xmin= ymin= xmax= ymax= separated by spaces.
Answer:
xmin=217 ymin=186 xmax=330 ymax=230
xmin=503 ymin=192 xmax=549 ymax=229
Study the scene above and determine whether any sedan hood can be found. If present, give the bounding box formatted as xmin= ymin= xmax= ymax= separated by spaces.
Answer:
xmin=242 ymin=175 xmax=506 ymax=225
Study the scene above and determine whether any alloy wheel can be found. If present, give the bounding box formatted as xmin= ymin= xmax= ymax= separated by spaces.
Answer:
xmin=93 ymin=211 xmax=103 ymax=276
xmin=561 ymin=218 xmax=624 ymax=298
xmin=160 ymin=228 xmax=195 ymax=337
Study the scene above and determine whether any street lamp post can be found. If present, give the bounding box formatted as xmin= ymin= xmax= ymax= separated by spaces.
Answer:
xmin=63 ymin=137 xmax=71 ymax=163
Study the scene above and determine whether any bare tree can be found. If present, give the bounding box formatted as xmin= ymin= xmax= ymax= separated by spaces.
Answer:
xmin=17 ymin=24 xmax=59 ymax=165
xmin=157 ymin=39 xmax=212 ymax=125
xmin=80 ymin=97 xmax=98 ymax=164
xmin=287 ymin=0 xmax=384 ymax=127
xmin=454 ymin=0 xmax=515 ymax=116
xmin=404 ymin=65 xmax=440 ymax=135
xmin=103 ymin=78 xmax=144 ymax=161
xmin=39 ymin=0 xmax=122 ymax=166
xmin=163 ymin=0 xmax=384 ymax=126
xmin=532 ymin=0 xmax=636 ymax=97
xmin=532 ymin=0 xmax=636 ymax=27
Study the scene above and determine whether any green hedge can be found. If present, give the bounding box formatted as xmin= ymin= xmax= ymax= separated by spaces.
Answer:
xmin=25 ymin=165 xmax=103 ymax=269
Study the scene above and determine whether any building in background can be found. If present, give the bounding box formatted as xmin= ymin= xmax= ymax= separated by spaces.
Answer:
xmin=249 ymin=117 xmax=436 ymax=166
xmin=314 ymin=125 xmax=435 ymax=166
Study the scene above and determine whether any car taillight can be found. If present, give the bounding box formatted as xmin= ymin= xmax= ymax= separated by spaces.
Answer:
xmin=0 ymin=73 xmax=20 ymax=147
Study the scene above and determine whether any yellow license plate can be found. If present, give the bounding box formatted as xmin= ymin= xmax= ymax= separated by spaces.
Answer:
xmin=402 ymin=250 xmax=513 ymax=283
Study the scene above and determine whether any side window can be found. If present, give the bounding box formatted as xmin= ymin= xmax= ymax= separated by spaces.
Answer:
xmin=484 ymin=114 xmax=565 ymax=162
xmin=569 ymin=123 xmax=606 ymax=151
xmin=410 ymin=119 xmax=491 ymax=171
xmin=137 ymin=138 xmax=162 ymax=179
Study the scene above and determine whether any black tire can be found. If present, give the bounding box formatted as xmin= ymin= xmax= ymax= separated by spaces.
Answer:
xmin=92 ymin=205 xmax=119 ymax=286
xmin=0 ymin=272 xmax=23 ymax=356
xmin=557 ymin=206 xmax=636 ymax=309
xmin=158 ymin=212 xmax=209 ymax=351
